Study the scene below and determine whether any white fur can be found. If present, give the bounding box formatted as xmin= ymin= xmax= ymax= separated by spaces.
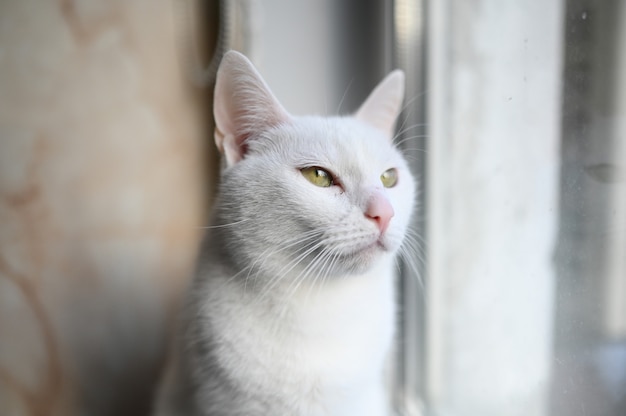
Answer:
xmin=155 ymin=51 xmax=415 ymax=416
xmin=198 ymin=255 xmax=396 ymax=415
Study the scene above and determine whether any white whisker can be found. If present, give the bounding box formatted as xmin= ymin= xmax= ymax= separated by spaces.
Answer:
xmin=198 ymin=218 xmax=251 ymax=229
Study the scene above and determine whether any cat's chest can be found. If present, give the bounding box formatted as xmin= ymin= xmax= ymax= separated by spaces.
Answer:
xmin=290 ymin=267 xmax=395 ymax=364
xmin=202 ymin=259 xmax=396 ymax=414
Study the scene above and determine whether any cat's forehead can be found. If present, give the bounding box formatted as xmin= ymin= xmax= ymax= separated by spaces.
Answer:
xmin=275 ymin=116 xmax=400 ymax=175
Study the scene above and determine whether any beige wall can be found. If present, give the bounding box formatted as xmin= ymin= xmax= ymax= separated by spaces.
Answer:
xmin=0 ymin=1 xmax=214 ymax=415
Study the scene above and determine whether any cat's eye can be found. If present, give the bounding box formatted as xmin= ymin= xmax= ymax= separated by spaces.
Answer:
xmin=380 ymin=168 xmax=398 ymax=188
xmin=301 ymin=166 xmax=334 ymax=187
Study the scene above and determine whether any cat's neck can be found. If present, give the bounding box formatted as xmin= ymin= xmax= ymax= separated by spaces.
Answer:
xmin=203 ymin=253 xmax=397 ymax=368
xmin=288 ymin=254 xmax=396 ymax=336
xmin=288 ymin=255 xmax=396 ymax=311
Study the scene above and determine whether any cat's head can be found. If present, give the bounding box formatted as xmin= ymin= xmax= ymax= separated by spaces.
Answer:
xmin=211 ymin=51 xmax=415 ymax=282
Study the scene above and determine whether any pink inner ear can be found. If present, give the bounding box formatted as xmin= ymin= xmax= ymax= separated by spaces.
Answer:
xmin=213 ymin=51 xmax=292 ymax=167
xmin=365 ymin=190 xmax=395 ymax=233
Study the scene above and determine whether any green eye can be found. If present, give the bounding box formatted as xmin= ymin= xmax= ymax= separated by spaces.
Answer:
xmin=381 ymin=168 xmax=398 ymax=188
xmin=301 ymin=166 xmax=333 ymax=187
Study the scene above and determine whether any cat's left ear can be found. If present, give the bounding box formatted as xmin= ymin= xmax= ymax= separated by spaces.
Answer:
xmin=356 ymin=70 xmax=405 ymax=139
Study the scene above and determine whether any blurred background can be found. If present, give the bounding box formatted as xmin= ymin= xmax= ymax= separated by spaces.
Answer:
xmin=0 ymin=1 xmax=624 ymax=416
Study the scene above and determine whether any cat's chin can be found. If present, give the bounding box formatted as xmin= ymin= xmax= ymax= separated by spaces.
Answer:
xmin=336 ymin=239 xmax=392 ymax=275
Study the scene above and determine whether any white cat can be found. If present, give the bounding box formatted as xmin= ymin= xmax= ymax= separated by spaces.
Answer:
xmin=155 ymin=50 xmax=415 ymax=416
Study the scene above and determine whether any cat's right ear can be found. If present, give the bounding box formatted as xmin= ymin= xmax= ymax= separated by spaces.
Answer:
xmin=214 ymin=51 xmax=292 ymax=166
xmin=355 ymin=70 xmax=405 ymax=139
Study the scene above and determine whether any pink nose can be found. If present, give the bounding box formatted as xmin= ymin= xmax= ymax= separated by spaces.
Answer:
xmin=365 ymin=191 xmax=394 ymax=233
